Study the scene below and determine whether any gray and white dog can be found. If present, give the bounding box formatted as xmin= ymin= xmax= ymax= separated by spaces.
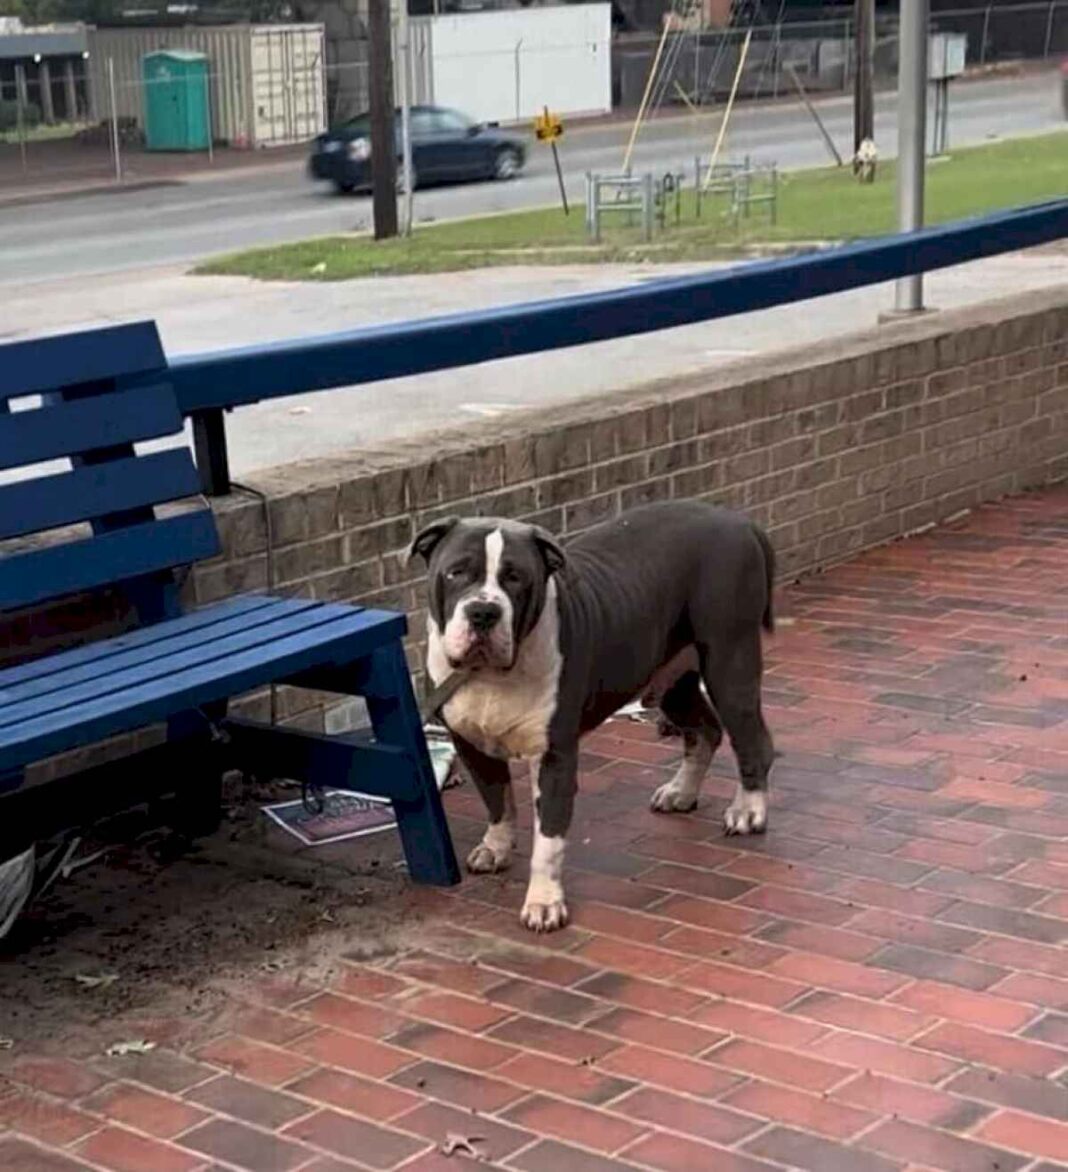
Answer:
xmin=409 ymin=501 xmax=776 ymax=933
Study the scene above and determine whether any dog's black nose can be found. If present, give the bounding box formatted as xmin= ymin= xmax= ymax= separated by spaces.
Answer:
xmin=466 ymin=600 xmax=503 ymax=634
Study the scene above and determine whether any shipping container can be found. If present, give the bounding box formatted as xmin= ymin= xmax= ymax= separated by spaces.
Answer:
xmin=86 ymin=23 xmax=325 ymax=148
xmin=408 ymin=5 xmax=612 ymax=126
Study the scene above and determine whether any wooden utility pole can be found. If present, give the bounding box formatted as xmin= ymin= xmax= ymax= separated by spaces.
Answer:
xmin=368 ymin=0 xmax=398 ymax=239
xmin=853 ymin=0 xmax=875 ymax=163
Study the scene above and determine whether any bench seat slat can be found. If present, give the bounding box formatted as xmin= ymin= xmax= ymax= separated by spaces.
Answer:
xmin=0 ymin=512 xmax=221 ymax=612
xmin=0 ymin=450 xmax=201 ymax=542
xmin=0 ymin=595 xmax=273 ymax=690
xmin=0 ymin=603 xmax=406 ymax=773
xmin=0 ymin=600 xmax=361 ymax=728
xmin=0 ymin=598 xmax=326 ymax=706
xmin=0 ymin=386 xmax=182 ymax=471
xmin=2 ymin=321 xmax=165 ymax=402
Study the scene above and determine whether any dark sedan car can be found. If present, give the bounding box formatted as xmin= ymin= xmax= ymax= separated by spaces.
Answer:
xmin=309 ymin=105 xmax=527 ymax=194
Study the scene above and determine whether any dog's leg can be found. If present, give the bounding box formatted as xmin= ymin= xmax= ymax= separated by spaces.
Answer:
xmin=521 ymin=746 xmax=576 ymax=932
xmin=651 ymin=670 xmax=723 ymax=813
xmin=455 ymin=736 xmax=516 ymax=873
xmin=702 ymin=631 xmax=775 ymax=836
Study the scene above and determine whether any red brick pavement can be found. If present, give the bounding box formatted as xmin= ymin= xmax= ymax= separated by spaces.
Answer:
xmin=2 ymin=488 xmax=1067 ymax=1171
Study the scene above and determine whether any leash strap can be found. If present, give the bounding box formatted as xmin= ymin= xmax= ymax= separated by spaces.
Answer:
xmin=421 ymin=668 xmax=473 ymax=724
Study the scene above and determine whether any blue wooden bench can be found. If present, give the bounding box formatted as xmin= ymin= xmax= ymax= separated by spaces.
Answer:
xmin=0 ymin=321 xmax=459 ymax=893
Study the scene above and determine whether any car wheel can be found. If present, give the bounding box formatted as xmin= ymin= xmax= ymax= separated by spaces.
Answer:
xmin=493 ymin=148 xmax=521 ymax=181
xmin=334 ymin=180 xmax=356 ymax=194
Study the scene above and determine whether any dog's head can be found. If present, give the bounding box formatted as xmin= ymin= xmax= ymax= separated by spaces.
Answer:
xmin=408 ymin=516 xmax=566 ymax=670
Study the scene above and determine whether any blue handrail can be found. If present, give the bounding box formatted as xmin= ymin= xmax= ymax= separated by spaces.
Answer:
xmin=160 ymin=197 xmax=1068 ymax=493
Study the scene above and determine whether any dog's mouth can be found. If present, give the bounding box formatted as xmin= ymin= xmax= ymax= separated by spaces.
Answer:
xmin=448 ymin=637 xmax=515 ymax=672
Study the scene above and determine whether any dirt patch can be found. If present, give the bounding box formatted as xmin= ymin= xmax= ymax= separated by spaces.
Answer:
xmin=0 ymin=774 xmax=429 ymax=1055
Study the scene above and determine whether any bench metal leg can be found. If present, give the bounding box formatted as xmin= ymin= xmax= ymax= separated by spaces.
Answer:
xmin=166 ymin=702 xmax=228 ymax=838
xmin=361 ymin=643 xmax=461 ymax=887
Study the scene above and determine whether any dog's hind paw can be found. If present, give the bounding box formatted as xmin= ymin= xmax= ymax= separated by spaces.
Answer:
xmin=520 ymin=898 xmax=569 ymax=933
xmin=650 ymin=781 xmax=699 ymax=813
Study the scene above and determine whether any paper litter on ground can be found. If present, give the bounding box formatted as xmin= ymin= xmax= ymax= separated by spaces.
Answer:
xmin=261 ymin=732 xmax=457 ymax=847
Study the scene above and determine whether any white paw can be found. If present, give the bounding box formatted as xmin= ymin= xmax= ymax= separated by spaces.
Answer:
xmin=520 ymin=898 xmax=569 ymax=933
xmin=650 ymin=781 xmax=699 ymax=813
xmin=724 ymin=788 xmax=768 ymax=836
xmin=466 ymin=841 xmax=512 ymax=873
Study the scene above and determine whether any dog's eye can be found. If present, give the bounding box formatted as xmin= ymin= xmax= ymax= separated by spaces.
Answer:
xmin=499 ymin=566 xmax=523 ymax=585
xmin=445 ymin=565 xmax=468 ymax=582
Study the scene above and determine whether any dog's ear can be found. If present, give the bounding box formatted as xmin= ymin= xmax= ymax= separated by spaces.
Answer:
xmin=531 ymin=526 xmax=566 ymax=576
xmin=407 ymin=516 xmax=459 ymax=565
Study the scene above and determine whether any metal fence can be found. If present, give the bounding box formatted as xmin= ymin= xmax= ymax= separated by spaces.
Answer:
xmin=614 ymin=0 xmax=1068 ymax=108
xmin=162 ymin=197 xmax=1068 ymax=496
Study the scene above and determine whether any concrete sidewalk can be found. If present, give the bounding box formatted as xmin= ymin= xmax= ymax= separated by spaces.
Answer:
xmin=2 ymin=487 xmax=1067 ymax=1171
xmin=6 ymin=246 xmax=1068 ymax=477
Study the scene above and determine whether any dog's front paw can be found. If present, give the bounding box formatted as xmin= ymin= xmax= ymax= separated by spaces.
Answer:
xmin=466 ymin=842 xmax=512 ymax=873
xmin=521 ymin=873 xmax=569 ymax=932
xmin=723 ymin=788 xmax=768 ymax=835
xmin=650 ymin=781 xmax=699 ymax=813
xmin=520 ymin=897 xmax=569 ymax=933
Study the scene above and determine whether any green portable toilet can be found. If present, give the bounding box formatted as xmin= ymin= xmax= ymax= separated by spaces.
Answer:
xmin=143 ymin=49 xmax=210 ymax=151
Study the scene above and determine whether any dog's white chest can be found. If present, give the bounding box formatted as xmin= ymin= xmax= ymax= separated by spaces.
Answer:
xmin=427 ymin=579 xmax=562 ymax=762
xmin=442 ymin=677 xmax=554 ymax=760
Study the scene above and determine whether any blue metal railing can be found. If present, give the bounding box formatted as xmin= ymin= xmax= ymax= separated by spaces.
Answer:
xmin=167 ymin=198 xmax=1068 ymax=494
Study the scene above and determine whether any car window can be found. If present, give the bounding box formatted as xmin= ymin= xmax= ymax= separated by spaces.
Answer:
xmin=409 ymin=110 xmax=437 ymax=137
xmin=431 ymin=109 xmax=473 ymax=134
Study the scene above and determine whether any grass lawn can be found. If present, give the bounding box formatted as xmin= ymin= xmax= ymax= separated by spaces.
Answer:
xmin=196 ymin=131 xmax=1068 ymax=281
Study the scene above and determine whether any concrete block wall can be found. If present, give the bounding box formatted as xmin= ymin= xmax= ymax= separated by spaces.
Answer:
xmin=186 ymin=286 xmax=1068 ymax=728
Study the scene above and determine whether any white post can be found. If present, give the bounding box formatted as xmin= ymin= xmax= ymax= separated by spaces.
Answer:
xmin=107 ymin=56 xmax=122 ymax=182
xmin=397 ymin=2 xmax=414 ymax=235
xmin=893 ymin=0 xmax=928 ymax=313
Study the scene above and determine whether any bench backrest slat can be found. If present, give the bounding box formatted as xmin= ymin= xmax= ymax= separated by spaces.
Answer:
xmin=0 ymin=387 xmax=183 ymax=472
xmin=0 ymin=450 xmax=201 ymax=542
xmin=0 ymin=513 xmax=220 ymax=612
xmin=1 ymin=322 xmax=168 ymax=402
xmin=0 ymin=322 xmax=220 ymax=617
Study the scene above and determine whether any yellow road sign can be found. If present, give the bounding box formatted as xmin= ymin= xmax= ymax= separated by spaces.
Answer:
xmin=534 ymin=108 xmax=563 ymax=142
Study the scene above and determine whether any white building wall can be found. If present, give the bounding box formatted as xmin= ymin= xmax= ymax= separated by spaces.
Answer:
xmin=413 ymin=5 xmax=611 ymax=125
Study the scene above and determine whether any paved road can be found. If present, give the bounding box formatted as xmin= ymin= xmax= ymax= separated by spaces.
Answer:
xmin=0 ymin=71 xmax=1062 ymax=286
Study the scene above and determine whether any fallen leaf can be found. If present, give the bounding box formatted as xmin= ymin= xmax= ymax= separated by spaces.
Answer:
xmin=75 ymin=972 xmax=119 ymax=990
xmin=441 ymin=1132 xmax=485 ymax=1158
xmin=0 ymin=1037 xmax=13 ymax=1050
xmin=105 ymin=1039 xmax=156 ymax=1057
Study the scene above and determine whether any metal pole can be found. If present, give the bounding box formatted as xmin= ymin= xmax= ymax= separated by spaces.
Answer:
xmin=15 ymin=72 xmax=27 ymax=174
xmin=623 ymin=20 xmax=671 ymax=174
xmin=893 ymin=0 xmax=929 ymax=313
xmin=514 ymin=39 xmax=522 ymax=121
xmin=204 ymin=67 xmax=214 ymax=163
xmin=107 ymin=56 xmax=122 ymax=183
xmin=1043 ymin=0 xmax=1056 ymax=57
xmin=853 ymin=0 xmax=875 ymax=160
xmin=979 ymin=3 xmax=991 ymax=65
xmin=703 ymin=27 xmax=752 ymax=189
xmin=786 ymin=61 xmax=843 ymax=166
xmin=398 ymin=3 xmax=414 ymax=235
xmin=642 ymin=171 xmax=654 ymax=241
